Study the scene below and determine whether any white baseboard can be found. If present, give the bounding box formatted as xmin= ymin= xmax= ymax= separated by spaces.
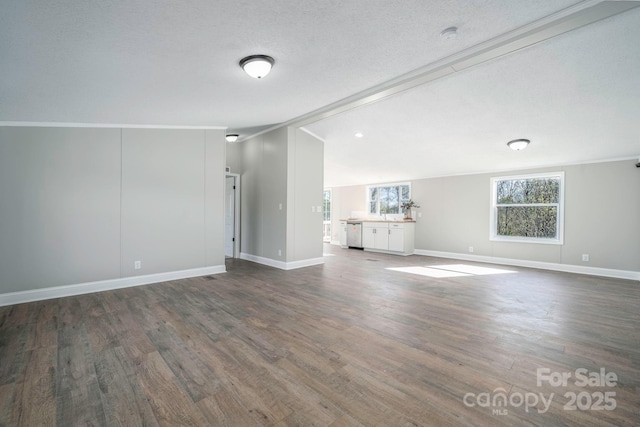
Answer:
xmin=0 ymin=265 xmax=227 ymax=307
xmin=413 ymin=250 xmax=639 ymax=281
xmin=364 ymin=248 xmax=412 ymax=257
xmin=240 ymin=253 xmax=325 ymax=270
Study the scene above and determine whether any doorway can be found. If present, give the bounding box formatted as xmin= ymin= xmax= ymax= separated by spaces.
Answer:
xmin=225 ymin=174 xmax=240 ymax=258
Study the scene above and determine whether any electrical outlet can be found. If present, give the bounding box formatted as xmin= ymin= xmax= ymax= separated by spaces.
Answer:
xmin=134 ymin=260 xmax=141 ymax=270
xmin=278 ymin=249 xmax=282 ymax=257
xmin=468 ymin=246 xmax=474 ymax=253
xmin=582 ymin=254 xmax=590 ymax=262
xmin=311 ymin=206 xmax=315 ymax=213
xmin=279 ymin=203 xmax=283 ymax=210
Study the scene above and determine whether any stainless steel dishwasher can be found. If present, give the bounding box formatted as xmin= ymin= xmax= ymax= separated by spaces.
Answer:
xmin=346 ymin=221 xmax=363 ymax=248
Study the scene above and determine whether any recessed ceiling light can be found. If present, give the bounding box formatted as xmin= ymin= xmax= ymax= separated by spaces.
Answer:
xmin=226 ymin=134 xmax=239 ymax=143
xmin=507 ymin=138 xmax=530 ymax=151
xmin=355 ymin=132 xmax=364 ymax=138
xmin=440 ymin=27 xmax=458 ymax=40
xmin=239 ymin=55 xmax=275 ymax=79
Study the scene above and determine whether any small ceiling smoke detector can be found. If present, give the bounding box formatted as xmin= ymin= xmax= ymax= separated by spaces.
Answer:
xmin=239 ymin=55 xmax=275 ymax=79
xmin=226 ymin=134 xmax=239 ymax=143
xmin=507 ymin=138 xmax=530 ymax=151
xmin=440 ymin=27 xmax=458 ymax=40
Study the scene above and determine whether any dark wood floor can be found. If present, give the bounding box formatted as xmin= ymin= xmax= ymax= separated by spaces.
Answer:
xmin=0 ymin=244 xmax=638 ymax=426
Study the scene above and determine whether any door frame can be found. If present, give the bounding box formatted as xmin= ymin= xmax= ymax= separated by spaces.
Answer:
xmin=225 ymin=173 xmax=241 ymax=258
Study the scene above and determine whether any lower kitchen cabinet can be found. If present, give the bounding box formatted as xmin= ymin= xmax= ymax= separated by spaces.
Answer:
xmin=363 ymin=222 xmax=388 ymax=250
xmin=339 ymin=221 xmax=347 ymax=247
xmin=363 ymin=221 xmax=414 ymax=255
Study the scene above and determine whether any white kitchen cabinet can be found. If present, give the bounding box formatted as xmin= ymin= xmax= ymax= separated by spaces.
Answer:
xmin=388 ymin=225 xmax=404 ymax=252
xmin=339 ymin=221 xmax=347 ymax=248
xmin=363 ymin=222 xmax=389 ymax=251
xmin=362 ymin=221 xmax=414 ymax=255
xmin=362 ymin=225 xmax=376 ymax=249
xmin=388 ymin=222 xmax=414 ymax=254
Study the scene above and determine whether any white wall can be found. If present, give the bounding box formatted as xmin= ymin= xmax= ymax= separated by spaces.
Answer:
xmin=225 ymin=141 xmax=242 ymax=174
xmin=205 ymin=130 xmax=226 ymax=266
xmin=0 ymin=127 xmax=122 ymax=292
xmin=240 ymin=127 xmax=324 ymax=268
xmin=0 ymin=126 xmax=226 ymax=296
xmin=287 ymin=128 xmax=324 ymax=262
xmin=328 ymin=159 xmax=640 ymax=275
xmin=121 ymin=129 xmax=206 ymax=276
xmin=240 ymin=127 xmax=288 ymax=262
xmin=329 ymin=185 xmax=367 ymax=242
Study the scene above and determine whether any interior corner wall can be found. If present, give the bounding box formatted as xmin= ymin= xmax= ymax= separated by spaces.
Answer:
xmin=225 ymin=140 xmax=242 ymax=174
xmin=0 ymin=126 xmax=226 ymax=296
xmin=327 ymin=159 xmax=639 ymax=274
xmin=239 ymin=127 xmax=324 ymax=266
xmin=287 ymin=128 xmax=324 ymax=263
xmin=329 ymin=185 xmax=367 ymax=242
xmin=205 ymin=129 xmax=227 ymax=266
xmin=239 ymin=128 xmax=288 ymax=262
xmin=411 ymin=159 xmax=640 ymax=272
xmin=121 ymin=128 xmax=207 ymax=276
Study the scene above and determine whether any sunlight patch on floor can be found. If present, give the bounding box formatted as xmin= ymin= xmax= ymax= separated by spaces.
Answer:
xmin=386 ymin=266 xmax=471 ymax=278
xmin=386 ymin=264 xmax=517 ymax=278
xmin=431 ymin=264 xmax=517 ymax=275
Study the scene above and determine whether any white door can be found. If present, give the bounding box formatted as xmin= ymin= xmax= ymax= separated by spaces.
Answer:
xmin=225 ymin=175 xmax=236 ymax=257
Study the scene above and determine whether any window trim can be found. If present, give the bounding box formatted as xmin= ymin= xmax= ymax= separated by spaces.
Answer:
xmin=366 ymin=182 xmax=411 ymax=216
xmin=489 ymin=171 xmax=565 ymax=245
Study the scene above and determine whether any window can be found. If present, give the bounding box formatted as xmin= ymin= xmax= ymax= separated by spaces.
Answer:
xmin=323 ymin=190 xmax=331 ymax=222
xmin=367 ymin=183 xmax=410 ymax=215
xmin=323 ymin=190 xmax=331 ymax=242
xmin=490 ymin=172 xmax=564 ymax=244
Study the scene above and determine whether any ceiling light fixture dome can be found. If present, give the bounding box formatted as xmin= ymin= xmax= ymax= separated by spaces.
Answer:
xmin=440 ymin=27 xmax=458 ymax=40
xmin=226 ymin=134 xmax=239 ymax=143
xmin=507 ymin=138 xmax=530 ymax=151
xmin=239 ymin=55 xmax=275 ymax=79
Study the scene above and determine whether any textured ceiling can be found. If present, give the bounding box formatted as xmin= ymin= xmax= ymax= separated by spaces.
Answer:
xmin=1 ymin=0 xmax=639 ymax=187
xmin=308 ymin=5 xmax=640 ymax=186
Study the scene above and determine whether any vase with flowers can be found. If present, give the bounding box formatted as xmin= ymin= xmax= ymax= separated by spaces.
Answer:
xmin=401 ymin=199 xmax=420 ymax=220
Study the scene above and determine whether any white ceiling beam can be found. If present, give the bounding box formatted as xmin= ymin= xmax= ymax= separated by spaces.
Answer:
xmin=243 ymin=0 xmax=640 ymax=141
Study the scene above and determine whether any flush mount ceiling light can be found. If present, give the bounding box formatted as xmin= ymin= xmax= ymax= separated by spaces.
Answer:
xmin=440 ymin=27 xmax=458 ymax=40
xmin=355 ymin=132 xmax=364 ymax=138
xmin=507 ymin=138 xmax=530 ymax=151
xmin=225 ymin=134 xmax=239 ymax=143
xmin=239 ymin=55 xmax=275 ymax=79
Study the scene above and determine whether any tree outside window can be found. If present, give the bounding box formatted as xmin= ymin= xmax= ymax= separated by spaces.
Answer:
xmin=491 ymin=172 xmax=564 ymax=244
xmin=368 ymin=184 xmax=410 ymax=215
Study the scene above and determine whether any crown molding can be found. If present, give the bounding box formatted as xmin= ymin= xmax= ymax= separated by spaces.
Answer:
xmin=0 ymin=121 xmax=226 ymax=130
